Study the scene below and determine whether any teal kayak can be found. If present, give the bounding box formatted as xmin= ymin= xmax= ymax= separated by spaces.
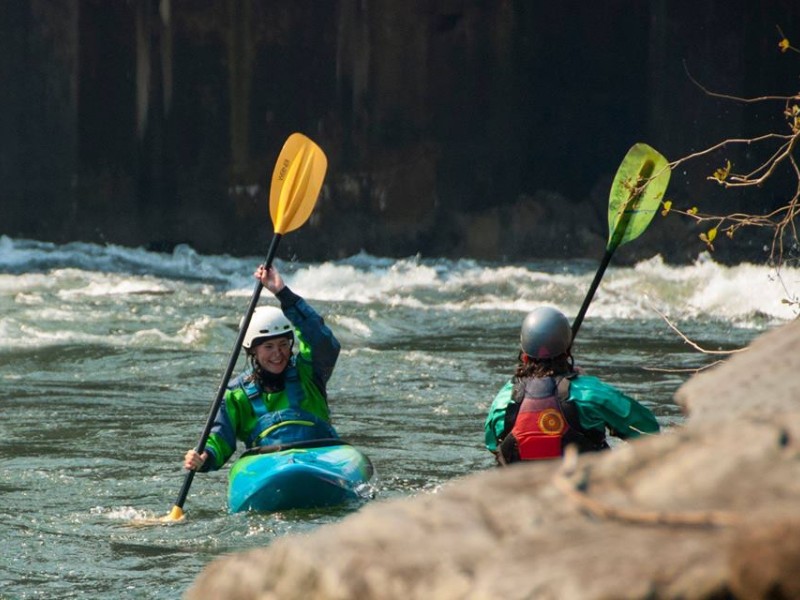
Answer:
xmin=227 ymin=439 xmax=375 ymax=513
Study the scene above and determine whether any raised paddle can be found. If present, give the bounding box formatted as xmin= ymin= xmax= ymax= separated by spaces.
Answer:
xmin=570 ymin=143 xmax=670 ymax=340
xmin=162 ymin=133 xmax=327 ymax=522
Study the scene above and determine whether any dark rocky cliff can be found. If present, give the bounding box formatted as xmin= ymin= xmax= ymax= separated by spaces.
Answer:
xmin=2 ymin=1 xmax=798 ymax=264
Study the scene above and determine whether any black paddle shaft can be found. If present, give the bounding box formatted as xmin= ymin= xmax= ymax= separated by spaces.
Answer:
xmin=571 ymin=246 xmax=614 ymax=342
xmin=171 ymin=234 xmax=282 ymax=511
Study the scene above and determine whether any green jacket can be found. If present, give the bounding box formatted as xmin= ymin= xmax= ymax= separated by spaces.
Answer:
xmin=484 ymin=373 xmax=660 ymax=452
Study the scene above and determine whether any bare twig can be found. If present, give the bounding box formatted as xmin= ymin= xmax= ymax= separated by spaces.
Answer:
xmin=668 ymin=133 xmax=793 ymax=171
xmin=662 ymin=57 xmax=800 ymax=265
xmin=648 ymin=304 xmax=749 ymax=356
xmin=683 ymin=60 xmax=796 ymax=103
xmin=643 ymin=361 xmax=725 ymax=374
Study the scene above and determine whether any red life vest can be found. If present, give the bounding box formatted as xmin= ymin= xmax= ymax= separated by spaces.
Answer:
xmin=509 ymin=378 xmax=571 ymax=460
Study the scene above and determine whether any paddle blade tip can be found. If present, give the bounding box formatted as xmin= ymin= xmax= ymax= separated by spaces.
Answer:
xmin=160 ymin=505 xmax=186 ymax=523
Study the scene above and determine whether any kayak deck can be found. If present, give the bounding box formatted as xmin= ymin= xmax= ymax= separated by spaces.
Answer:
xmin=228 ymin=439 xmax=375 ymax=513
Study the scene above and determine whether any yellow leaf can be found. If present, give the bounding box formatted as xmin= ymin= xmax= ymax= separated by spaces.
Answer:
xmin=699 ymin=232 xmax=715 ymax=251
xmin=706 ymin=227 xmax=717 ymax=242
xmin=779 ymin=38 xmax=791 ymax=53
xmin=687 ymin=207 xmax=698 ymax=215
xmin=787 ymin=105 xmax=800 ymax=133
xmin=661 ymin=200 xmax=672 ymax=216
xmin=712 ymin=160 xmax=731 ymax=182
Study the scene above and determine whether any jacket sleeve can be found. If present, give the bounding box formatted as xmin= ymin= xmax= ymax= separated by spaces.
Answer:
xmin=484 ymin=381 xmax=514 ymax=452
xmin=568 ymin=375 xmax=660 ymax=439
xmin=276 ymin=286 xmax=341 ymax=391
xmin=201 ymin=390 xmax=241 ymax=470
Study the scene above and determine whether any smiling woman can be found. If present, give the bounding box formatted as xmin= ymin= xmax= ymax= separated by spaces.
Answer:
xmin=251 ymin=331 xmax=294 ymax=375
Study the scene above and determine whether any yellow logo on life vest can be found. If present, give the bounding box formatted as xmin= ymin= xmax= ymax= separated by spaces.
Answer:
xmin=538 ymin=409 xmax=565 ymax=435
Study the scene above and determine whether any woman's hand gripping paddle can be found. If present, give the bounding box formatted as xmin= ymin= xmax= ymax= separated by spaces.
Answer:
xmin=161 ymin=133 xmax=327 ymax=522
xmin=570 ymin=143 xmax=670 ymax=340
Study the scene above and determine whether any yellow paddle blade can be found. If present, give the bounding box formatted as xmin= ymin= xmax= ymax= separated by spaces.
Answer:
xmin=160 ymin=505 xmax=185 ymax=522
xmin=123 ymin=505 xmax=185 ymax=527
xmin=269 ymin=133 xmax=328 ymax=234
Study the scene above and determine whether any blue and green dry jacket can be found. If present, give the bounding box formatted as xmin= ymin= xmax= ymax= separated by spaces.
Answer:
xmin=202 ymin=286 xmax=341 ymax=470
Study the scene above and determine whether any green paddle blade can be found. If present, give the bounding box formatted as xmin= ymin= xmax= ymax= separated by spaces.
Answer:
xmin=269 ymin=133 xmax=328 ymax=234
xmin=607 ymin=143 xmax=670 ymax=250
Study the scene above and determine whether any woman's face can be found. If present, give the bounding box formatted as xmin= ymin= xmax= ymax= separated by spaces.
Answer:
xmin=253 ymin=336 xmax=292 ymax=374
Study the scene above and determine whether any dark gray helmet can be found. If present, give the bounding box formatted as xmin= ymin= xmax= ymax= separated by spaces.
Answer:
xmin=520 ymin=306 xmax=572 ymax=359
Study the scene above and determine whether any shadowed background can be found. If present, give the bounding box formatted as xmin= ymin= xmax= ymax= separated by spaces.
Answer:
xmin=2 ymin=0 xmax=798 ymax=263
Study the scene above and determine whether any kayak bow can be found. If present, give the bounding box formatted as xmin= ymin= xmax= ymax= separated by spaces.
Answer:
xmin=228 ymin=439 xmax=375 ymax=513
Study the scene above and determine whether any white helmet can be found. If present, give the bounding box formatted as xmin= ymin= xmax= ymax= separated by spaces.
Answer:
xmin=242 ymin=306 xmax=293 ymax=349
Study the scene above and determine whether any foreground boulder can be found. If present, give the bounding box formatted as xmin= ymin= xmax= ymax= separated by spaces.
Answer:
xmin=186 ymin=319 xmax=800 ymax=600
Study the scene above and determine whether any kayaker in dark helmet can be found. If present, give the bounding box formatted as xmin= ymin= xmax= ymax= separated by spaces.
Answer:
xmin=183 ymin=264 xmax=340 ymax=472
xmin=484 ymin=306 xmax=660 ymax=465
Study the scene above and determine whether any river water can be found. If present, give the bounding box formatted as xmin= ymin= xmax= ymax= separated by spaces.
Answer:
xmin=0 ymin=235 xmax=795 ymax=599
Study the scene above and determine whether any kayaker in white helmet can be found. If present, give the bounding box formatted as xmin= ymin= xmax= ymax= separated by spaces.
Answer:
xmin=484 ymin=306 xmax=660 ymax=465
xmin=183 ymin=263 xmax=341 ymax=472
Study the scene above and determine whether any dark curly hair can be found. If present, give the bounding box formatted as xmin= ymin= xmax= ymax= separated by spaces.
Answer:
xmin=513 ymin=351 xmax=574 ymax=379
